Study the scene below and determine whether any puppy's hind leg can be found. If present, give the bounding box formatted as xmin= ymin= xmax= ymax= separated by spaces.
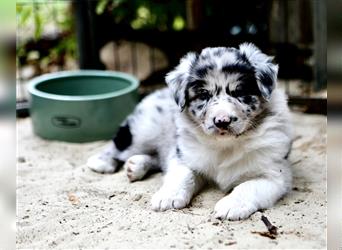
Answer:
xmin=124 ymin=154 xmax=159 ymax=182
xmin=87 ymin=121 xmax=133 ymax=174
xmin=87 ymin=143 xmax=120 ymax=174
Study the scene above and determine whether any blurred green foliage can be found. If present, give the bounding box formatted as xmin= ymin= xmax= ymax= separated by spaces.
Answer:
xmin=17 ymin=2 xmax=75 ymax=40
xmin=16 ymin=1 xmax=77 ymax=70
xmin=96 ymin=0 xmax=186 ymax=31
xmin=16 ymin=0 xmax=187 ymax=73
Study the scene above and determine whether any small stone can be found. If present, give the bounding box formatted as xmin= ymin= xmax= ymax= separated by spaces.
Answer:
xmin=133 ymin=194 xmax=142 ymax=201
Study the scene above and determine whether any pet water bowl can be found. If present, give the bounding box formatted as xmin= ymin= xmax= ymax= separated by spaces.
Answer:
xmin=28 ymin=70 xmax=139 ymax=142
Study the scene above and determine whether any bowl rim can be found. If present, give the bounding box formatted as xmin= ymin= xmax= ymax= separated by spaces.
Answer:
xmin=28 ymin=70 xmax=139 ymax=101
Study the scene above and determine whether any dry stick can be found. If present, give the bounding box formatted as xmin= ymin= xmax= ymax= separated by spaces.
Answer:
xmin=261 ymin=215 xmax=278 ymax=235
xmin=251 ymin=215 xmax=279 ymax=240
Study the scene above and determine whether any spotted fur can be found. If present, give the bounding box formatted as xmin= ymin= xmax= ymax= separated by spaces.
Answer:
xmin=87 ymin=43 xmax=292 ymax=221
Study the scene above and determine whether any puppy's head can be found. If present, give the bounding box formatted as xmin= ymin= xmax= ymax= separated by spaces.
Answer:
xmin=166 ymin=43 xmax=278 ymax=137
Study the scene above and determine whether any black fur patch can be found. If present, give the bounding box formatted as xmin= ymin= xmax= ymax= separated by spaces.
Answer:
xmin=197 ymin=90 xmax=211 ymax=101
xmin=156 ymin=106 xmax=163 ymax=113
xmin=258 ymin=69 xmax=274 ymax=92
xmin=231 ymin=116 xmax=238 ymax=122
xmin=240 ymin=95 xmax=255 ymax=104
xmin=186 ymin=80 xmax=207 ymax=103
xmin=188 ymin=54 xmax=200 ymax=71
xmin=284 ymin=143 xmax=292 ymax=159
xmin=174 ymin=94 xmax=180 ymax=106
xmin=113 ymin=123 xmax=132 ymax=151
xmin=215 ymin=86 xmax=222 ymax=95
xmin=176 ymin=146 xmax=182 ymax=158
xmin=231 ymin=78 xmax=261 ymax=97
xmin=196 ymin=104 xmax=204 ymax=110
xmin=236 ymin=51 xmax=250 ymax=63
xmin=222 ymin=63 xmax=261 ymax=98
xmin=187 ymin=80 xmax=206 ymax=90
xmin=194 ymin=64 xmax=214 ymax=78
xmin=195 ymin=67 xmax=208 ymax=78
xmin=222 ymin=63 xmax=255 ymax=75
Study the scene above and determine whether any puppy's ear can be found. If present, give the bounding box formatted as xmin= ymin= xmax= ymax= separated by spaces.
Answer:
xmin=239 ymin=43 xmax=278 ymax=99
xmin=165 ymin=52 xmax=198 ymax=111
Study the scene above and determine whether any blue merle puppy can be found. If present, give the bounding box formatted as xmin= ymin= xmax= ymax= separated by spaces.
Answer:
xmin=87 ymin=43 xmax=293 ymax=220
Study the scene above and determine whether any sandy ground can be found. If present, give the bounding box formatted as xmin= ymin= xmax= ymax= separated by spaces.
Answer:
xmin=17 ymin=112 xmax=326 ymax=249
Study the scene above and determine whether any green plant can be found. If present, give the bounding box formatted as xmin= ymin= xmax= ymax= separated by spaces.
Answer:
xmin=96 ymin=0 xmax=186 ymax=31
xmin=16 ymin=1 xmax=77 ymax=71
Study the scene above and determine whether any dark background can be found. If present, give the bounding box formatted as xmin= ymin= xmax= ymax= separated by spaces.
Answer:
xmin=16 ymin=0 xmax=327 ymax=114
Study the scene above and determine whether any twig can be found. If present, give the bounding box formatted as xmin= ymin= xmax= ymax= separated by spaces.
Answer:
xmin=251 ymin=215 xmax=278 ymax=240
xmin=261 ymin=215 xmax=278 ymax=235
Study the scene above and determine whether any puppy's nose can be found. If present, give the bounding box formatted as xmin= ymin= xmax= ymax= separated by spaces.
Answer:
xmin=213 ymin=116 xmax=238 ymax=130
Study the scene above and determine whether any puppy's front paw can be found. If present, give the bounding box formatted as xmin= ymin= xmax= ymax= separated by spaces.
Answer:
xmin=214 ymin=196 xmax=257 ymax=221
xmin=124 ymin=155 xmax=149 ymax=182
xmin=151 ymin=188 xmax=190 ymax=211
xmin=87 ymin=153 xmax=117 ymax=174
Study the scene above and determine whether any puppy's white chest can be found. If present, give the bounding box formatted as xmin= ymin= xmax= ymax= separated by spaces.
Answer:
xmin=181 ymin=140 xmax=250 ymax=189
xmin=184 ymin=144 xmax=237 ymax=175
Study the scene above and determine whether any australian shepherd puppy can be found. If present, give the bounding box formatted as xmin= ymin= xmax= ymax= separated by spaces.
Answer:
xmin=87 ymin=43 xmax=292 ymax=220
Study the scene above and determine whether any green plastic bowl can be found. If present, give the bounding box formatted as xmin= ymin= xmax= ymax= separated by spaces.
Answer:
xmin=28 ymin=70 xmax=139 ymax=142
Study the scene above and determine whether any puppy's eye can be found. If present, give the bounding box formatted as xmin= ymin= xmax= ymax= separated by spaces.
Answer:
xmin=238 ymin=95 xmax=254 ymax=104
xmin=196 ymin=90 xmax=211 ymax=100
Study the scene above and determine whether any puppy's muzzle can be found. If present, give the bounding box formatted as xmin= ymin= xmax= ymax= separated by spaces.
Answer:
xmin=213 ymin=115 xmax=238 ymax=130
